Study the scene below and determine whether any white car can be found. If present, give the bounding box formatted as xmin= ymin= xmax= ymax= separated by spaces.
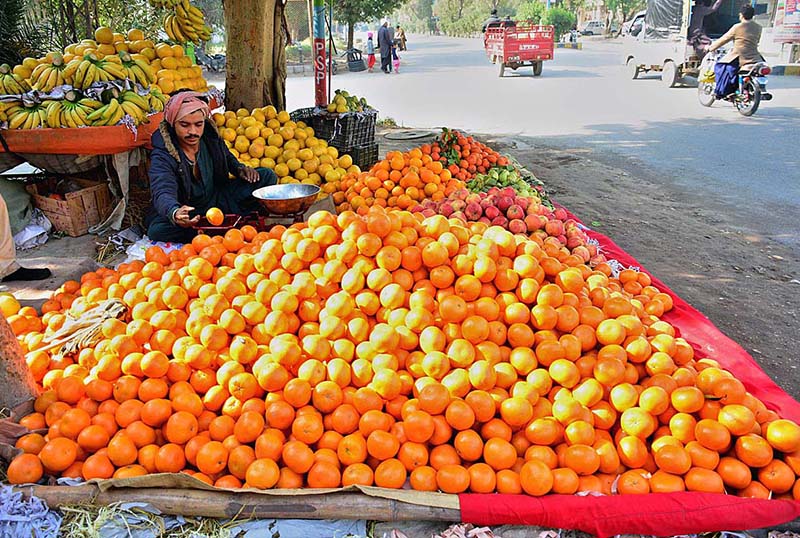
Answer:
xmin=580 ymin=20 xmax=605 ymax=35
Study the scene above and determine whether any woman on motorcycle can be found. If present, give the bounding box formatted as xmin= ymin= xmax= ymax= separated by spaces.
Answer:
xmin=706 ymin=5 xmax=762 ymax=98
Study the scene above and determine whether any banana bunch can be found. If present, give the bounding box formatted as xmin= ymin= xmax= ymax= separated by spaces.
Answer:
xmin=5 ymin=102 xmax=48 ymax=129
xmin=86 ymin=98 xmax=126 ymax=126
xmin=64 ymin=53 xmax=129 ymax=90
xmin=119 ymin=52 xmax=157 ymax=86
xmin=0 ymin=64 xmax=32 ymax=94
xmin=29 ymin=54 xmax=67 ymax=93
xmin=147 ymin=85 xmax=167 ymax=111
xmin=117 ymin=90 xmax=152 ymax=123
xmin=164 ymin=0 xmax=212 ymax=44
xmin=41 ymin=98 xmax=104 ymax=128
xmin=148 ymin=0 xmax=180 ymax=7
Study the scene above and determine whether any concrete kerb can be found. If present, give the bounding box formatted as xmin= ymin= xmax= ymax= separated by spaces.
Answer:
xmin=771 ymin=64 xmax=800 ymax=76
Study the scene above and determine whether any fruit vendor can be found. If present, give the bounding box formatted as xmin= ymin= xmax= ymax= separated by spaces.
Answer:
xmin=146 ymin=91 xmax=277 ymax=243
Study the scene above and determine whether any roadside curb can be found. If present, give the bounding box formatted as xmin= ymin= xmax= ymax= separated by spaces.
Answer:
xmin=771 ymin=64 xmax=800 ymax=76
xmin=556 ymin=42 xmax=583 ymax=49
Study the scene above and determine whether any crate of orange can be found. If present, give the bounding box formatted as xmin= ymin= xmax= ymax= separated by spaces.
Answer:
xmin=335 ymin=149 xmax=465 ymax=215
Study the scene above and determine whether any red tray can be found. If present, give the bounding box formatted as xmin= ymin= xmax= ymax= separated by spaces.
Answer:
xmin=192 ymin=214 xmax=241 ymax=236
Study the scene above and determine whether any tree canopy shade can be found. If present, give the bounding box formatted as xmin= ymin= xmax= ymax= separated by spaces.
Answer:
xmin=335 ymin=0 xmax=407 ymax=48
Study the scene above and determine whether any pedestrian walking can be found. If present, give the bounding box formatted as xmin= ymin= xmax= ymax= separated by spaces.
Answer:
xmin=377 ymin=19 xmax=392 ymax=74
xmin=366 ymin=32 xmax=376 ymax=72
xmin=396 ymin=24 xmax=407 ymax=50
xmin=392 ymin=41 xmax=400 ymax=73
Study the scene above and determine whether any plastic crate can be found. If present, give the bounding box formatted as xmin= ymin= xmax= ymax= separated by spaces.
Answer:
xmin=347 ymin=141 xmax=380 ymax=171
xmin=312 ymin=108 xmax=377 ymax=149
xmin=26 ymin=178 xmax=113 ymax=237
xmin=289 ymin=107 xmax=316 ymax=126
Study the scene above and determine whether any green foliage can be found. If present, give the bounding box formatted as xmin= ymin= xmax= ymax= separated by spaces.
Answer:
xmin=194 ymin=0 xmax=223 ymax=31
xmin=542 ymin=6 xmax=575 ymax=36
xmin=333 ymin=0 xmax=407 ymax=26
xmin=395 ymin=0 xmax=434 ymax=34
xmin=0 ymin=0 xmax=54 ymax=64
xmin=604 ymin=0 xmax=645 ymax=25
xmin=434 ymin=0 xmax=496 ymax=36
xmin=516 ymin=1 xmax=545 ymax=23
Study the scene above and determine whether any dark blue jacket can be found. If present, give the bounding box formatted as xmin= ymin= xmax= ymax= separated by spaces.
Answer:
xmin=149 ymin=119 xmax=243 ymax=220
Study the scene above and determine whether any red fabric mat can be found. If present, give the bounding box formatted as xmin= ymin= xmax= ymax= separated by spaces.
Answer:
xmin=460 ymin=492 xmax=800 ymax=537
xmin=460 ymin=208 xmax=800 ymax=534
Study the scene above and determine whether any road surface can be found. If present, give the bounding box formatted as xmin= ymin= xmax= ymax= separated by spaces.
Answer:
xmin=284 ymin=35 xmax=800 ymax=248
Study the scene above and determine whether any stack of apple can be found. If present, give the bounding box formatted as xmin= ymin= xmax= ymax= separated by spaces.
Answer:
xmin=412 ymin=186 xmax=605 ymax=265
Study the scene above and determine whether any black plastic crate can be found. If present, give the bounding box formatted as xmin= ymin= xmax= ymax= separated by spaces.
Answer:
xmin=289 ymin=107 xmax=316 ymax=127
xmin=313 ymin=108 xmax=377 ymax=149
xmin=347 ymin=141 xmax=380 ymax=171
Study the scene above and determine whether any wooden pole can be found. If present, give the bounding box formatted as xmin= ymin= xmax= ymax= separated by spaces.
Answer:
xmin=18 ymin=485 xmax=463 ymax=522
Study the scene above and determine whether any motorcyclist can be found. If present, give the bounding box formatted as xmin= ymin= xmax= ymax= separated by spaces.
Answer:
xmin=482 ymin=9 xmax=501 ymax=32
xmin=707 ymin=5 xmax=763 ymax=98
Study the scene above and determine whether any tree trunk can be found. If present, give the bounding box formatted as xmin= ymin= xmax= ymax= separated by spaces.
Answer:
xmin=0 ymin=316 xmax=37 ymax=411
xmin=347 ymin=21 xmax=354 ymax=50
xmin=224 ymin=0 xmax=287 ymax=112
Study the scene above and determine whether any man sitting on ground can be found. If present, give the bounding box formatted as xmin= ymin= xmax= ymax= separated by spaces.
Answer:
xmin=146 ymin=91 xmax=277 ymax=243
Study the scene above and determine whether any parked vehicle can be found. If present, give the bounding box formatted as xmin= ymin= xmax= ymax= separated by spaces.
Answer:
xmin=485 ymin=23 xmax=555 ymax=77
xmin=623 ymin=0 xmax=741 ymax=87
xmin=621 ymin=11 xmax=646 ymax=36
xmin=580 ymin=20 xmax=605 ymax=35
xmin=697 ymin=48 xmax=772 ymax=116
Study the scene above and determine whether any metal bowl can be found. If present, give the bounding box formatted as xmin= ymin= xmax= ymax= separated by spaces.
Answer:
xmin=252 ymin=184 xmax=321 ymax=216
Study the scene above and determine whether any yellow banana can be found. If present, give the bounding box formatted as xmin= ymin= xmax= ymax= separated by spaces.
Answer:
xmin=44 ymin=68 xmax=59 ymax=91
xmin=30 ymin=63 xmax=49 ymax=82
xmin=62 ymin=59 xmax=81 ymax=80
xmin=62 ymin=106 xmax=78 ymax=128
xmin=8 ymin=110 xmax=29 ymax=129
xmin=101 ymin=61 xmax=127 ymax=79
xmin=133 ymin=59 xmax=155 ymax=83
xmin=79 ymin=98 xmax=103 ymax=109
xmin=122 ymin=90 xmax=150 ymax=110
xmin=86 ymin=103 xmax=108 ymax=122
xmin=22 ymin=110 xmax=37 ymax=129
xmin=45 ymin=101 xmax=61 ymax=127
xmin=101 ymin=98 xmax=120 ymax=122
xmin=73 ymin=60 xmax=89 ymax=88
xmin=120 ymin=100 xmax=144 ymax=123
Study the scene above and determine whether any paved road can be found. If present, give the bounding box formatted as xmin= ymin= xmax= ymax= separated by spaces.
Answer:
xmin=284 ymin=35 xmax=800 ymax=248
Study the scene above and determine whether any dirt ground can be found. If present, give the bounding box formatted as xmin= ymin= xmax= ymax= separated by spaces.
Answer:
xmin=483 ymin=134 xmax=800 ymax=401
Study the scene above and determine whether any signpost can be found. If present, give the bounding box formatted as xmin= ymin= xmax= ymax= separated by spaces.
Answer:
xmin=313 ymin=0 xmax=327 ymax=106
xmin=774 ymin=0 xmax=800 ymax=43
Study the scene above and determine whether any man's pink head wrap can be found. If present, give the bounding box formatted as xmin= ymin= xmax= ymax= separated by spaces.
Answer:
xmin=164 ymin=91 xmax=210 ymax=125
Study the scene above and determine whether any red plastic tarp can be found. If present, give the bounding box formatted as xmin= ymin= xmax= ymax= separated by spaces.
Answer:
xmin=461 ymin=492 xmax=800 ymax=537
xmin=460 ymin=208 xmax=800 ymax=535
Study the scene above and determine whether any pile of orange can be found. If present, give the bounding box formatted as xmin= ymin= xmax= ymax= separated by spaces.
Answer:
xmin=6 ymin=207 xmax=800 ymax=500
xmin=333 ymin=149 xmax=465 ymax=215
xmin=430 ymin=131 xmax=510 ymax=181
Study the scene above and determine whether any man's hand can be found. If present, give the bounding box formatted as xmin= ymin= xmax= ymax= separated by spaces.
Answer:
xmin=173 ymin=205 xmax=200 ymax=228
xmin=239 ymin=166 xmax=260 ymax=183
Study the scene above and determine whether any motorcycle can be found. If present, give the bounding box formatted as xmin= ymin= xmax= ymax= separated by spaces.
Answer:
xmin=196 ymin=49 xmax=226 ymax=72
xmin=697 ymin=49 xmax=772 ymax=116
